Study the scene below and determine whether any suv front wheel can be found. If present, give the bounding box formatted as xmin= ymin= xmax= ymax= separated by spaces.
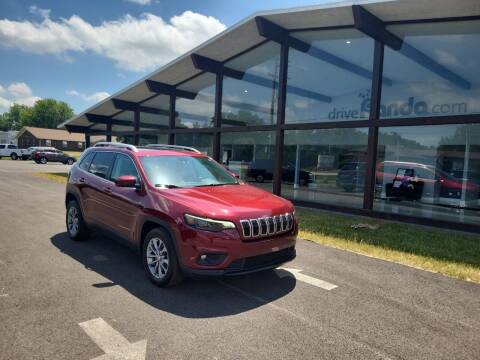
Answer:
xmin=66 ymin=200 xmax=89 ymax=241
xmin=142 ymin=228 xmax=183 ymax=287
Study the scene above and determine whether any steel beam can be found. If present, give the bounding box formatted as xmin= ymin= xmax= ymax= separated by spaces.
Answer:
xmin=111 ymin=98 xmax=170 ymax=116
xmin=191 ymin=54 xmax=331 ymax=103
xmin=255 ymin=16 xmax=393 ymax=86
xmin=352 ymin=5 xmax=471 ymax=90
xmin=145 ymin=80 xmax=197 ymax=100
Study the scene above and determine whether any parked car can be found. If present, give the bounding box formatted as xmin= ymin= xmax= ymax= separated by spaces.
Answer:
xmin=65 ymin=143 xmax=297 ymax=287
xmin=375 ymin=161 xmax=480 ymax=206
xmin=32 ymin=148 xmax=76 ymax=165
xmin=247 ymin=159 xmax=313 ymax=186
xmin=21 ymin=146 xmax=56 ymax=160
xmin=0 ymin=144 xmax=28 ymax=160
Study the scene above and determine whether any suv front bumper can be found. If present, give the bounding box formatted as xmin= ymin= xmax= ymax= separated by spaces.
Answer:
xmin=181 ymin=246 xmax=296 ymax=277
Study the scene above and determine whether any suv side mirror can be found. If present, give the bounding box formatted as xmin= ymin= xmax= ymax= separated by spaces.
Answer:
xmin=115 ymin=175 xmax=137 ymax=188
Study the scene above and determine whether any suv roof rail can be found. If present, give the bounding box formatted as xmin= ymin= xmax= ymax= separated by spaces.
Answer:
xmin=93 ymin=142 xmax=138 ymax=152
xmin=142 ymin=144 xmax=201 ymax=154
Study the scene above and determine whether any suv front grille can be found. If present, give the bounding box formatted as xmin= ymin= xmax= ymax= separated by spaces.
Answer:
xmin=240 ymin=213 xmax=294 ymax=240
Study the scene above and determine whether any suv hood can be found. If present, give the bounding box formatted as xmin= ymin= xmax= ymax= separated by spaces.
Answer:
xmin=156 ymin=183 xmax=293 ymax=219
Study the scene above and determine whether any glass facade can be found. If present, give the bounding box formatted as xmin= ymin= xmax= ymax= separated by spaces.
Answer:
xmin=374 ymin=124 xmax=480 ymax=225
xmin=139 ymin=133 xmax=168 ymax=146
xmin=283 ymin=128 xmax=369 ymax=208
xmin=221 ymin=131 xmax=275 ymax=191
xmin=222 ymin=42 xmax=280 ymax=127
xmin=286 ymin=29 xmax=374 ymax=123
xmin=381 ymin=21 xmax=480 ymax=119
xmin=93 ymin=18 xmax=480 ymax=230
xmin=175 ymin=73 xmax=216 ymax=129
xmin=175 ymin=133 xmax=213 ymax=157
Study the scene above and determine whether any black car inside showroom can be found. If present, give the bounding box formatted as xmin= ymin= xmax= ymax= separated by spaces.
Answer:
xmin=60 ymin=0 xmax=480 ymax=232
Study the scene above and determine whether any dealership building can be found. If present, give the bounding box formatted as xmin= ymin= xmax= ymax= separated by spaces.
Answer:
xmin=60 ymin=0 xmax=480 ymax=232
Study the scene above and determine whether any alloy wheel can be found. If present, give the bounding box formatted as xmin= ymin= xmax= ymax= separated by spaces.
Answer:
xmin=67 ymin=206 xmax=79 ymax=237
xmin=146 ymin=237 xmax=169 ymax=279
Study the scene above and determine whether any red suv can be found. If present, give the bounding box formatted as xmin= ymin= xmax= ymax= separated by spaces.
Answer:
xmin=65 ymin=143 xmax=297 ymax=286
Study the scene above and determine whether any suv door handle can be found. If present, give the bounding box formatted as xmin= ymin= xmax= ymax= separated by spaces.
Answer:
xmin=103 ymin=187 xmax=112 ymax=194
xmin=79 ymin=177 xmax=86 ymax=183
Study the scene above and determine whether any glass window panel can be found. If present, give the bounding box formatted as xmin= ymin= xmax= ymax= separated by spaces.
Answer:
xmin=374 ymin=124 xmax=480 ymax=225
xmin=112 ymin=111 xmax=134 ymax=132
xmin=222 ymin=42 xmax=280 ymax=127
xmin=282 ymin=128 xmax=369 ymax=208
xmin=175 ymin=133 xmax=213 ymax=156
xmin=139 ymin=133 xmax=169 ymax=146
xmin=176 ymin=73 xmax=216 ymax=129
xmin=220 ymin=131 xmax=276 ymax=192
xmin=382 ymin=21 xmax=480 ymax=119
xmin=286 ymin=29 xmax=374 ymax=124
xmin=139 ymin=112 xmax=169 ymax=131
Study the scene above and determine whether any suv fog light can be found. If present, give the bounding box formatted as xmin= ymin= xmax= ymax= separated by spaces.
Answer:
xmin=196 ymin=253 xmax=227 ymax=266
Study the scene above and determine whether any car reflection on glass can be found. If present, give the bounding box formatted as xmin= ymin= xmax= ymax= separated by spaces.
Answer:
xmin=247 ymin=160 xmax=313 ymax=186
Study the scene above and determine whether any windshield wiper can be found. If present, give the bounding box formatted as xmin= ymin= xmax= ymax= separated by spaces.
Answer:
xmin=155 ymin=184 xmax=182 ymax=189
xmin=194 ymin=183 xmax=237 ymax=187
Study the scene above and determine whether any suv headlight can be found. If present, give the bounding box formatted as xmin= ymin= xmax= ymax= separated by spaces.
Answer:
xmin=184 ymin=214 xmax=236 ymax=232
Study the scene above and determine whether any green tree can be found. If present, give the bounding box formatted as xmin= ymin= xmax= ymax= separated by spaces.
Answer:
xmin=0 ymin=104 xmax=32 ymax=131
xmin=26 ymin=99 xmax=74 ymax=129
xmin=0 ymin=99 xmax=74 ymax=131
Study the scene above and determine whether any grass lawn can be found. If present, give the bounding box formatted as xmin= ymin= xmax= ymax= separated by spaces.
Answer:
xmin=30 ymin=171 xmax=480 ymax=283
xmin=32 ymin=172 xmax=69 ymax=184
xmin=65 ymin=151 xmax=83 ymax=159
xmin=297 ymin=207 xmax=480 ymax=283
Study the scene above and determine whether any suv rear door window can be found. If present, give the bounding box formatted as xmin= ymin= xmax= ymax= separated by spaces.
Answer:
xmin=110 ymin=154 xmax=139 ymax=182
xmin=79 ymin=152 xmax=95 ymax=171
xmin=7 ymin=145 xmax=17 ymax=149
xmin=88 ymin=152 xmax=115 ymax=179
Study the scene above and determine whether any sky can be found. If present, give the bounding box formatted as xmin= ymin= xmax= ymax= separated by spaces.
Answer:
xmin=0 ymin=0 xmax=334 ymax=114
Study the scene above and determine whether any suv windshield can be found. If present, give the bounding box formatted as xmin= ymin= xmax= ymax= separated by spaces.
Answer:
xmin=140 ymin=155 xmax=238 ymax=188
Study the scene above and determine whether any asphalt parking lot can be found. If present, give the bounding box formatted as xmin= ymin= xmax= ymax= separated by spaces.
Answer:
xmin=1 ymin=160 xmax=479 ymax=360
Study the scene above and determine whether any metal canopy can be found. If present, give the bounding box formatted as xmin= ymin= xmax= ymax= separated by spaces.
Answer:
xmin=59 ymin=0 xmax=480 ymax=131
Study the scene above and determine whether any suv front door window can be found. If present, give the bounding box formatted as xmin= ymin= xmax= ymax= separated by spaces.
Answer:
xmin=84 ymin=152 xmax=116 ymax=228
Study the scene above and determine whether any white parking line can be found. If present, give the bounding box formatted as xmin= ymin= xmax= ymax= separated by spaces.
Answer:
xmin=279 ymin=268 xmax=338 ymax=290
xmin=79 ymin=318 xmax=147 ymax=360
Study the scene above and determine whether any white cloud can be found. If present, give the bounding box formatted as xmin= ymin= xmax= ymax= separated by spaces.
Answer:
xmin=66 ymin=90 xmax=110 ymax=102
xmin=124 ymin=0 xmax=151 ymax=5
xmin=29 ymin=5 xmax=51 ymax=19
xmin=0 ymin=82 xmax=41 ymax=113
xmin=0 ymin=10 xmax=226 ymax=72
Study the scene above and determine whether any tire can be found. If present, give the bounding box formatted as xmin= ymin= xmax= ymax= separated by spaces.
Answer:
xmin=66 ymin=158 xmax=74 ymax=165
xmin=256 ymin=174 xmax=264 ymax=183
xmin=10 ymin=153 xmax=18 ymax=160
xmin=142 ymin=228 xmax=183 ymax=287
xmin=66 ymin=200 xmax=90 ymax=241
xmin=39 ymin=157 xmax=47 ymax=164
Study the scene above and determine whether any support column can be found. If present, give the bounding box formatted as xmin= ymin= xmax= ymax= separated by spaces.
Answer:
xmin=363 ymin=40 xmax=384 ymax=210
xmin=85 ymin=134 xmax=91 ymax=149
xmin=133 ymin=109 xmax=140 ymax=145
xmin=168 ymin=95 xmax=175 ymax=145
xmin=106 ymin=121 xmax=112 ymax=142
xmin=212 ymin=70 xmax=223 ymax=162
xmin=272 ymin=42 xmax=289 ymax=195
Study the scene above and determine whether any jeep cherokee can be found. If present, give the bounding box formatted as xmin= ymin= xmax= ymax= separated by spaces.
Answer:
xmin=65 ymin=142 xmax=297 ymax=287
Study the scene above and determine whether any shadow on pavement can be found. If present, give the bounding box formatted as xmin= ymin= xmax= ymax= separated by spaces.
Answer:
xmin=51 ymin=232 xmax=296 ymax=318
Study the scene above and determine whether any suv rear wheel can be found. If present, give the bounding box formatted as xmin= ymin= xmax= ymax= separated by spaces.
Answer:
xmin=66 ymin=200 xmax=90 ymax=241
xmin=39 ymin=157 xmax=48 ymax=164
xmin=10 ymin=153 xmax=18 ymax=160
xmin=142 ymin=228 xmax=183 ymax=287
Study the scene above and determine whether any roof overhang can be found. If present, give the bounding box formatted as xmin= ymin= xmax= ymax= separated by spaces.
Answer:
xmin=59 ymin=0 xmax=480 ymax=132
